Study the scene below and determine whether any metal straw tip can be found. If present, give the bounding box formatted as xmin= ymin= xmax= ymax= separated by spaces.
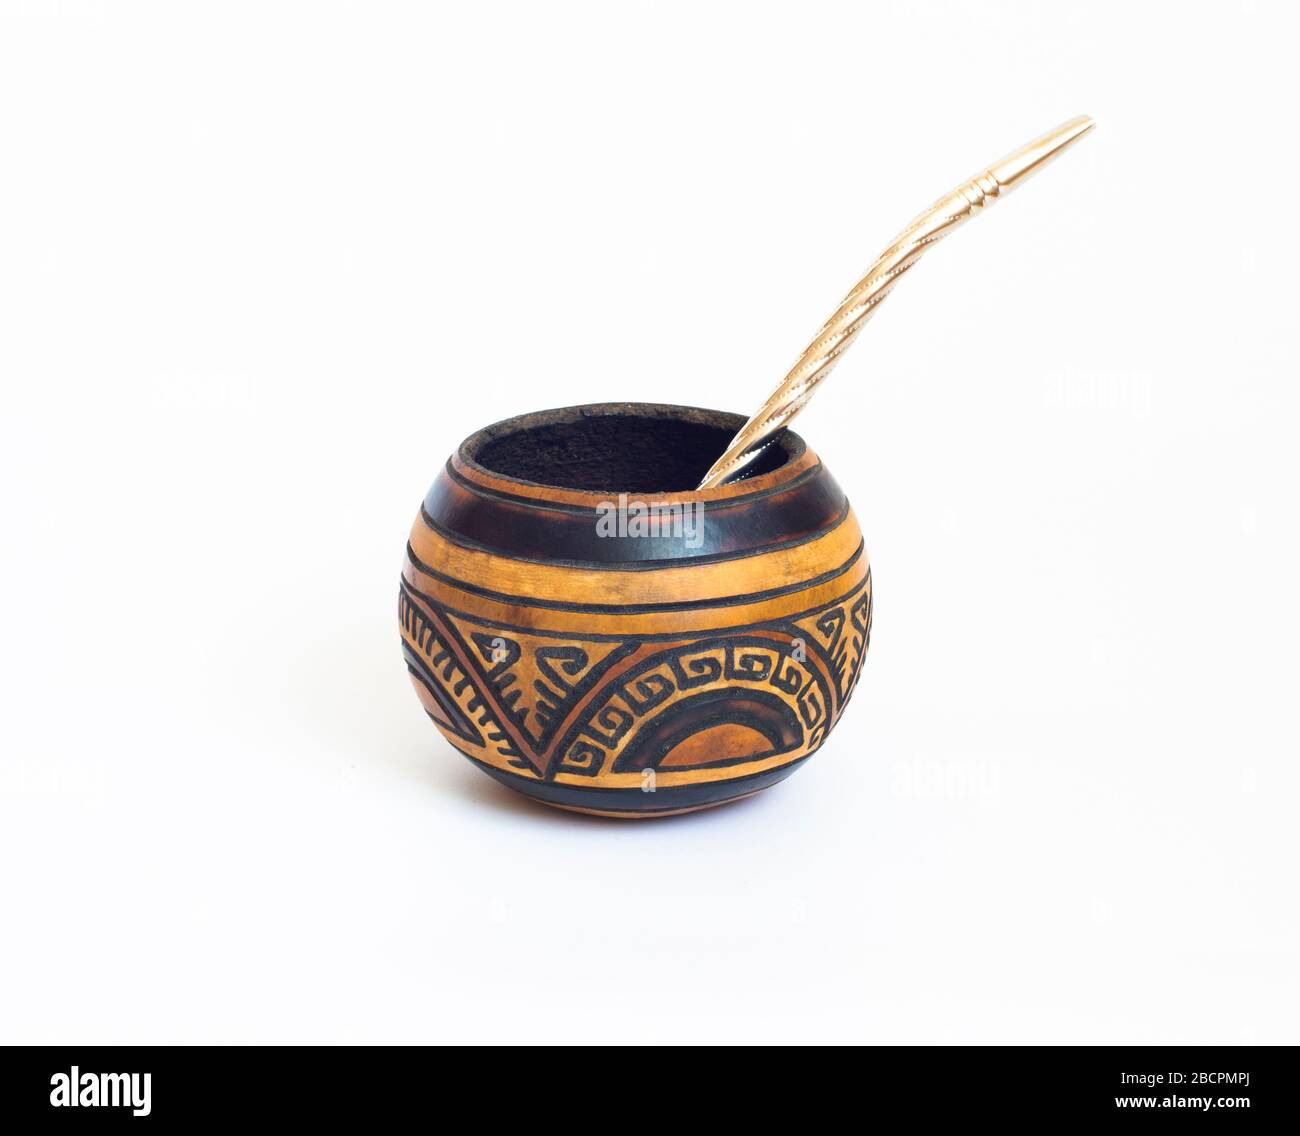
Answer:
xmin=987 ymin=114 xmax=1095 ymax=192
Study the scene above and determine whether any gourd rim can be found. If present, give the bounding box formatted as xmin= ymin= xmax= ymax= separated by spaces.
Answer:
xmin=456 ymin=402 xmax=809 ymax=500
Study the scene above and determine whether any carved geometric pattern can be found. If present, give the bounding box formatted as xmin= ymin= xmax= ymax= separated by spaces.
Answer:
xmin=554 ymin=633 xmax=829 ymax=779
xmin=446 ymin=616 xmax=632 ymax=750
xmin=792 ymin=567 xmax=872 ymax=706
xmin=401 ymin=571 xmax=870 ymax=787
xmin=399 ymin=585 xmax=530 ymax=771
xmin=844 ymin=567 xmax=873 ymax=703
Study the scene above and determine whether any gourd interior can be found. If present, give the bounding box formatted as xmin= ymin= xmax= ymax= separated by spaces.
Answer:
xmin=468 ymin=407 xmax=793 ymax=494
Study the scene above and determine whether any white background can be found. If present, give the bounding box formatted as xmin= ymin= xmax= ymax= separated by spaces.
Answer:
xmin=2 ymin=1 xmax=1297 ymax=1044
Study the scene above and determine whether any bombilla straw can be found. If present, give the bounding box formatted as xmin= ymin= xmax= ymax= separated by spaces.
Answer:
xmin=697 ymin=114 xmax=1096 ymax=489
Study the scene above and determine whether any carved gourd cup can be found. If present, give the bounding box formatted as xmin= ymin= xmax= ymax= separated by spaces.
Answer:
xmin=399 ymin=403 xmax=870 ymax=817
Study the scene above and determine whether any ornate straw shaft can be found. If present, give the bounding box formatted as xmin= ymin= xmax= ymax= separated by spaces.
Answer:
xmin=697 ymin=115 xmax=1095 ymax=489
